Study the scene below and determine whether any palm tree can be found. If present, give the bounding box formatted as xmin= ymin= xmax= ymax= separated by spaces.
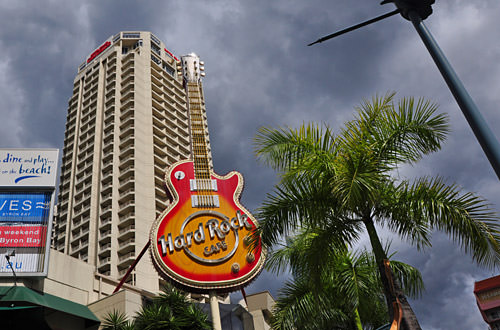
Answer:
xmin=269 ymin=227 xmax=423 ymax=330
xmin=134 ymin=284 xmax=212 ymax=330
xmin=101 ymin=310 xmax=134 ymax=330
xmin=254 ymin=93 xmax=500 ymax=330
xmin=101 ymin=285 xmax=211 ymax=330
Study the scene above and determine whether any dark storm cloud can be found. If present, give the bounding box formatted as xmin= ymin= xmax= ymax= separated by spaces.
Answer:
xmin=0 ymin=1 xmax=499 ymax=328
xmin=0 ymin=1 xmax=97 ymax=148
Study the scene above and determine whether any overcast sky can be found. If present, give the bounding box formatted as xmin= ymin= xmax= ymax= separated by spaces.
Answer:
xmin=1 ymin=0 xmax=499 ymax=328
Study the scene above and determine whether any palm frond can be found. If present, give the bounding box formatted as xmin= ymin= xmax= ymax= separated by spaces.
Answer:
xmin=254 ymin=123 xmax=338 ymax=176
xmin=389 ymin=260 xmax=425 ymax=299
xmin=390 ymin=177 xmax=500 ymax=267
xmin=101 ymin=310 xmax=132 ymax=330
xmin=272 ymin=278 xmax=350 ymax=330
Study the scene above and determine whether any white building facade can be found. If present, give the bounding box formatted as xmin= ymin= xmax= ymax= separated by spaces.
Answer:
xmin=53 ymin=31 xmax=212 ymax=293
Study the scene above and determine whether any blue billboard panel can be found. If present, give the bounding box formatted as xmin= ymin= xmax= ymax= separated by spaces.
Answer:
xmin=0 ymin=192 xmax=51 ymax=223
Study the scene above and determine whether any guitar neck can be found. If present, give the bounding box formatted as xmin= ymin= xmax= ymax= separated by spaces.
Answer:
xmin=186 ymin=82 xmax=211 ymax=181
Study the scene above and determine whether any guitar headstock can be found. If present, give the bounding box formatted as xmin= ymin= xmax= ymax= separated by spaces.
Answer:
xmin=178 ymin=53 xmax=205 ymax=83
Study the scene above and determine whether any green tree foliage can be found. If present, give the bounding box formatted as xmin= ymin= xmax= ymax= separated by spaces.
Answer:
xmin=101 ymin=310 xmax=134 ymax=330
xmin=134 ymin=285 xmax=212 ymax=330
xmin=101 ymin=285 xmax=212 ymax=330
xmin=269 ymin=228 xmax=423 ymax=330
xmin=255 ymin=93 xmax=500 ymax=330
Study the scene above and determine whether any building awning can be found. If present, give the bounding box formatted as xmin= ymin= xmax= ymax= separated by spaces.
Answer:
xmin=0 ymin=286 xmax=100 ymax=329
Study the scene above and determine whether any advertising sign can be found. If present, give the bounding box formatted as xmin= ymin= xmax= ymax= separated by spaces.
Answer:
xmin=151 ymin=56 xmax=264 ymax=293
xmin=150 ymin=161 xmax=265 ymax=293
xmin=0 ymin=149 xmax=58 ymax=277
xmin=0 ymin=191 xmax=52 ymax=276
xmin=0 ymin=149 xmax=58 ymax=187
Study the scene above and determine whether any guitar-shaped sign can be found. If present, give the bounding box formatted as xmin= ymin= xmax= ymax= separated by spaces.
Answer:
xmin=150 ymin=53 xmax=265 ymax=292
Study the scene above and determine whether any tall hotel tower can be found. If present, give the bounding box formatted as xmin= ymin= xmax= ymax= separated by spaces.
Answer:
xmin=53 ymin=31 xmax=212 ymax=292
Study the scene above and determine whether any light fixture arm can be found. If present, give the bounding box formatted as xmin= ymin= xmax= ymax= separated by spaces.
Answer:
xmin=308 ymin=9 xmax=400 ymax=46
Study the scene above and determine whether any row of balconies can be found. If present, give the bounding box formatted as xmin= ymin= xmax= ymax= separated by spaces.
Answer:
xmin=81 ymin=84 xmax=97 ymax=101
xmin=105 ymin=85 xmax=116 ymax=98
xmin=103 ymin=129 xmax=115 ymax=145
xmin=79 ymin=120 xmax=96 ymax=137
xmin=72 ymin=213 xmax=90 ymax=227
xmin=121 ymin=63 xmax=134 ymax=78
xmin=150 ymin=70 xmax=184 ymax=98
xmin=84 ymin=69 xmax=99 ymax=83
xmin=81 ymin=94 xmax=97 ymax=112
xmin=105 ymin=107 xmax=115 ymax=122
xmin=120 ymin=104 xmax=134 ymax=118
xmin=72 ymin=80 xmax=81 ymax=94
xmin=102 ymin=149 xmax=114 ymax=162
xmin=119 ymin=116 xmax=134 ymax=132
xmin=75 ymin=183 xmax=92 ymax=200
xmin=106 ymin=63 xmax=117 ymax=76
xmin=116 ymin=128 xmax=128 ymax=147
xmin=106 ymin=65 xmax=116 ymax=80
xmin=71 ymin=217 xmax=90 ymax=236
xmin=80 ymin=105 xmax=97 ymax=124
xmin=79 ymin=130 xmax=95 ymax=147
xmin=63 ymin=130 xmax=76 ymax=147
xmin=72 ymin=198 xmax=90 ymax=217
xmin=71 ymin=228 xmax=90 ymax=246
xmin=121 ymin=74 xmax=134 ymax=87
xmin=82 ymin=85 xmax=98 ymax=105
xmin=81 ymin=107 xmax=97 ymax=124
xmin=70 ymin=242 xmax=89 ymax=259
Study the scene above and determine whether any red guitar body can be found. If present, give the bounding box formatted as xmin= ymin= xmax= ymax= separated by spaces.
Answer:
xmin=150 ymin=160 xmax=265 ymax=292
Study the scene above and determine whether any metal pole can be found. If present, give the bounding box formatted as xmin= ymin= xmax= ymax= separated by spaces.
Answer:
xmin=113 ymin=241 xmax=151 ymax=293
xmin=5 ymin=255 xmax=17 ymax=286
xmin=408 ymin=10 xmax=500 ymax=180
xmin=209 ymin=291 xmax=222 ymax=330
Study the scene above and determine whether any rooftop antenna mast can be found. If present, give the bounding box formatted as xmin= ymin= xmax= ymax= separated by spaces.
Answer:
xmin=309 ymin=0 xmax=500 ymax=180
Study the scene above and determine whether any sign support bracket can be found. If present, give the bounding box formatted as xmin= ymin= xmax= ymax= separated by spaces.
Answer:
xmin=113 ymin=241 xmax=150 ymax=294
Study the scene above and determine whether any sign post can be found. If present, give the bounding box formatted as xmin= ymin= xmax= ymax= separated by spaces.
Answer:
xmin=209 ymin=291 xmax=222 ymax=330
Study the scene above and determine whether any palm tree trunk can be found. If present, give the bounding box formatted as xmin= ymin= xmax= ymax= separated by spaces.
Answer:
xmin=363 ymin=217 xmax=421 ymax=330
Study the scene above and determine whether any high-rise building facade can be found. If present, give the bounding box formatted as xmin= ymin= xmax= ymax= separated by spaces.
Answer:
xmin=53 ymin=31 xmax=212 ymax=292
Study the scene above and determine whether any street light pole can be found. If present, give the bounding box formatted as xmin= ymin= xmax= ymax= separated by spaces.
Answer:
xmin=308 ymin=1 xmax=500 ymax=180
xmin=407 ymin=10 xmax=500 ymax=179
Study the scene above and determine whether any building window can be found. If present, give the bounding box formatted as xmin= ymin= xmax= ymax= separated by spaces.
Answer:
xmin=151 ymin=44 xmax=161 ymax=56
xmin=122 ymin=47 xmax=129 ymax=55
xmin=163 ymin=63 xmax=174 ymax=76
xmin=151 ymin=34 xmax=160 ymax=46
xmin=151 ymin=54 xmax=161 ymax=66
xmin=123 ymin=33 xmax=140 ymax=39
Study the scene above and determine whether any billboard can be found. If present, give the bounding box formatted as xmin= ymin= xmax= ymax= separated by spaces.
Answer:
xmin=0 ymin=149 xmax=58 ymax=277
xmin=0 ymin=149 xmax=58 ymax=187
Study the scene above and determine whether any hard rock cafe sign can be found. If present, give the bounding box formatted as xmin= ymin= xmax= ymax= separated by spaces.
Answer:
xmin=150 ymin=54 xmax=265 ymax=292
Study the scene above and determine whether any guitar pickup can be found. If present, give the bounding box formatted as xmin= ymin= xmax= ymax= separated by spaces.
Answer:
xmin=190 ymin=179 xmax=218 ymax=191
xmin=192 ymin=195 xmax=220 ymax=208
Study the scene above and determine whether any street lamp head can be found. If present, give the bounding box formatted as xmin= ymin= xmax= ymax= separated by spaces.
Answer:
xmin=381 ymin=0 xmax=435 ymax=21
